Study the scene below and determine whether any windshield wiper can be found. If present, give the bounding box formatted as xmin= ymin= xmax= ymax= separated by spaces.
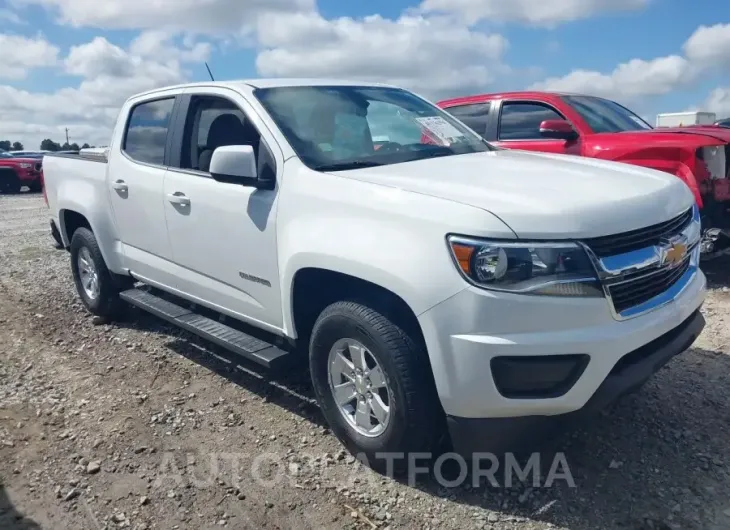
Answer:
xmin=314 ymin=160 xmax=385 ymax=171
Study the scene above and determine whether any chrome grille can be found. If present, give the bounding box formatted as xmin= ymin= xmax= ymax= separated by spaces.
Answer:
xmin=607 ymin=257 xmax=691 ymax=314
xmin=584 ymin=208 xmax=693 ymax=258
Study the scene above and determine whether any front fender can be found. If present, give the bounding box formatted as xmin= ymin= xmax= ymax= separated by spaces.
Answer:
xmin=276 ymin=186 xmax=514 ymax=337
xmin=279 ymin=218 xmax=468 ymax=337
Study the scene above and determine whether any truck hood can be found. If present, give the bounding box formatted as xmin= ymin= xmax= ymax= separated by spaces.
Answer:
xmin=651 ymin=126 xmax=730 ymax=144
xmin=331 ymin=149 xmax=694 ymax=239
xmin=590 ymin=129 xmax=726 ymax=149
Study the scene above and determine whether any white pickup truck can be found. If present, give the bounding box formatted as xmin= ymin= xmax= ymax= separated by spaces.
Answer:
xmin=43 ymin=79 xmax=706 ymax=466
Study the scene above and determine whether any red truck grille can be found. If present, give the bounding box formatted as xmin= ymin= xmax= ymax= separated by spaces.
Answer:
xmin=583 ymin=208 xmax=693 ymax=258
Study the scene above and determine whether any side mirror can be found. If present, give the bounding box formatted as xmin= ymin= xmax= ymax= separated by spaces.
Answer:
xmin=539 ymin=119 xmax=578 ymax=141
xmin=210 ymin=145 xmax=271 ymax=188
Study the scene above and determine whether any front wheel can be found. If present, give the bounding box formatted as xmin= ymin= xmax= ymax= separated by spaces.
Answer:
xmin=70 ymin=227 xmax=131 ymax=318
xmin=309 ymin=300 xmax=442 ymax=473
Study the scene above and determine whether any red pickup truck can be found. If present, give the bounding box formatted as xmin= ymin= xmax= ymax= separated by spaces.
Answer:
xmin=438 ymin=92 xmax=730 ymax=256
xmin=0 ymin=151 xmax=44 ymax=193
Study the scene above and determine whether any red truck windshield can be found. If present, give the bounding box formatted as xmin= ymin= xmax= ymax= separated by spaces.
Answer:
xmin=563 ymin=95 xmax=653 ymax=134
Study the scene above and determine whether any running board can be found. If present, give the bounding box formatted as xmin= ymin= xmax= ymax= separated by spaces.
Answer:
xmin=120 ymin=288 xmax=290 ymax=369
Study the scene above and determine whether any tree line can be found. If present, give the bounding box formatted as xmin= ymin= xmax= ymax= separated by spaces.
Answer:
xmin=0 ymin=139 xmax=93 ymax=152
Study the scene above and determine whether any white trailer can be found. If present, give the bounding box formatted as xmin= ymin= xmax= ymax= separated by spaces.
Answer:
xmin=656 ymin=111 xmax=716 ymax=128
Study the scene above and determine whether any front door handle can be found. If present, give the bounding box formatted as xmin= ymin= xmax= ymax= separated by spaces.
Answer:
xmin=112 ymin=180 xmax=128 ymax=193
xmin=167 ymin=192 xmax=190 ymax=207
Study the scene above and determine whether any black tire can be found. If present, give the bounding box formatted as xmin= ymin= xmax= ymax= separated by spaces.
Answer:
xmin=0 ymin=169 xmax=21 ymax=194
xmin=29 ymin=180 xmax=42 ymax=193
xmin=309 ymin=300 xmax=442 ymax=474
xmin=70 ymin=227 xmax=132 ymax=318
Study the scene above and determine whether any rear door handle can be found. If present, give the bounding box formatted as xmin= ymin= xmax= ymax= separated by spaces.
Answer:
xmin=167 ymin=192 xmax=190 ymax=207
xmin=112 ymin=180 xmax=128 ymax=193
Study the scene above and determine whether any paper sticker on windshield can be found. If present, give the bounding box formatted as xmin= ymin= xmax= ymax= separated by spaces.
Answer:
xmin=415 ymin=116 xmax=465 ymax=145
xmin=630 ymin=116 xmax=651 ymax=129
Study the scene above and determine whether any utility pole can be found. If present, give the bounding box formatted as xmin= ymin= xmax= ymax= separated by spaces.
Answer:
xmin=65 ymin=128 xmax=69 ymax=145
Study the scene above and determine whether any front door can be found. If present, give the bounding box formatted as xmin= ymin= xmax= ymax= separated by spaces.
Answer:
xmin=161 ymin=88 xmax=283 ymax=331
xmin=107 ymin=96 xmax=177 ymax=287
xmin=492 ymin=100 xmax=582 ymax=156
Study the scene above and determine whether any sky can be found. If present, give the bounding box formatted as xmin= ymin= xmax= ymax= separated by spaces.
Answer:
xmin=1 ymin=0 xmax=729 ymax=149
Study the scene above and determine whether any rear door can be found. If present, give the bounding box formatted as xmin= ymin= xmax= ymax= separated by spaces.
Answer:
xmin=490 ymin=100 xmax=582 ymax=155
xmin=107 ymin=95 xmax=178 ymax=287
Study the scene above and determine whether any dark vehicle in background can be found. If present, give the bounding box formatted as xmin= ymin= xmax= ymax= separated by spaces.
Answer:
xmin=438 ymin=91 xmax=730 ymax=258
xmin=9 ymin=150 xmax=49 ymax=159
xmin=716 ymin=118 xmax=730 ymax=128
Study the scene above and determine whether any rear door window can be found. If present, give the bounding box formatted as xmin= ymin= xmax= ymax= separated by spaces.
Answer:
xmin=445 ymin=103 xmax=491 ymax=137
xmin=123 ymin=98 xmax=175 ymax=165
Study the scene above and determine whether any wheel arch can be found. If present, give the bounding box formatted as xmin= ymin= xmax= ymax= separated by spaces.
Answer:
xmin=290 ymin=266 xmax=427 ymax=351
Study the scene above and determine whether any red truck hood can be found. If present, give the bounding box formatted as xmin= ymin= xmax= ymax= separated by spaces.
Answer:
xmin=651 ymin=126 xmax=730 ymax=143
xmin=0 ymin=157 xmax=40 ymax=166
xmin=591 ymin=129 xmax=727 ymax=148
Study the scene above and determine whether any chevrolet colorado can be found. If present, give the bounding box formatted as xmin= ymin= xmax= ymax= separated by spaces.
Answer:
xmin=43 ymin=79 xmax=706 ymax=466
xmin=438 ymin=91 xmax=730 ymax=257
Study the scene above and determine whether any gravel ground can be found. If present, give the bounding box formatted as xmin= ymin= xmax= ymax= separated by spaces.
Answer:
xmin=2 ymin=192 xmax=730 ymax=530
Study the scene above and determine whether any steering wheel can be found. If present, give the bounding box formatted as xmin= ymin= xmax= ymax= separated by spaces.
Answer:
xmin=375 ymin=141 xmax=404 ymax=153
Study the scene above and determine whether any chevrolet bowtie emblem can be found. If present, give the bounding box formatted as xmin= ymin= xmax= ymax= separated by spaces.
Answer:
xmin=662 ymin=242 xmax=687 ymax=266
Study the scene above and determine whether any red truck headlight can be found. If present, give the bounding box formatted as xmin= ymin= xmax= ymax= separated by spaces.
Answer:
xmin=697 ymin=145 xmax=727 ymax=179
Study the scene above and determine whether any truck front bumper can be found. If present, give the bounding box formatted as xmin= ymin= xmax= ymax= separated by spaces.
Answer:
xmin=445 ymin=310 xmax=704 ymax=456
xmin=417 ymin=267 xmax=706 ymax=453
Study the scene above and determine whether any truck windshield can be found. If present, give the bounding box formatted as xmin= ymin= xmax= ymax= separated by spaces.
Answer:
xmin=562 ymin=95 xmax=653 ymax=133
xmin=254 ymin=85 xmax=492 ymax=171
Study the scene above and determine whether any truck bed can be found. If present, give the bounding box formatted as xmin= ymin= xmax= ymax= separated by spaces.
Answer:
xmin=42 ymin=151 xmax=109 ymax=244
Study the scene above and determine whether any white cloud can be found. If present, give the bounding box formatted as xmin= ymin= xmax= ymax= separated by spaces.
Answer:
xmin=704 ymin=88 xmax=730 ymax=118
xmin=418 ymin=0 xmax=649 ymax=26
xmin=529 ymin=21 xmax=730 ymax=101
xmin=0 ymin=33 xmax=58 ymax=79
xmin=15 ymin=0 xmax=314 ymax=33
xmin=130 ymin=31 xmax=212 ymax=63
xmin=0 ymin=35 xmax=205 ymax=148
xmin=256 ymin=13 xmax=508 ymax=98
xmin=683 ymin=23 xmax=730 ymax=67
xmin=531 ymin=55 xmax=693 ymax=99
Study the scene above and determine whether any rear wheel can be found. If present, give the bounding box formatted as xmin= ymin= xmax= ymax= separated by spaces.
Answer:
xmin=29 ymin=180 xmax=42 ymax=193
xmin=309 ymin=300 xmax=442 ymax=474
xmin=70 ymin=227 xmax=132 ymax=318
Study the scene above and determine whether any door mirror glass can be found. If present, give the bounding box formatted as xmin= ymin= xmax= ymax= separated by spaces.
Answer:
xmin=539 ymin=119 xmax=578 ymax=140
xmin=209 ymin=145 xmax=258 ymax=185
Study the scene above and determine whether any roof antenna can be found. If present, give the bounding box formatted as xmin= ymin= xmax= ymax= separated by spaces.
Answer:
xmin=205 ymin=62 xmax=215 ymax=81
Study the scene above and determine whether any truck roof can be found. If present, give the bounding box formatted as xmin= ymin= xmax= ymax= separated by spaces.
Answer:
xmin=439 ymin=90 xmax=595 ymax=107
xmin=133 ymin=78 xmax=397 ymax=99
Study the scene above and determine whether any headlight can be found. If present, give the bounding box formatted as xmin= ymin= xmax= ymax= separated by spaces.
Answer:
xmin=697 ymin=145 xmax=726 ymax=179
xmin=447 ymin=236 xmax=602 ymax=296
xmin=19 ymin=163 xmax=32 ymax=169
